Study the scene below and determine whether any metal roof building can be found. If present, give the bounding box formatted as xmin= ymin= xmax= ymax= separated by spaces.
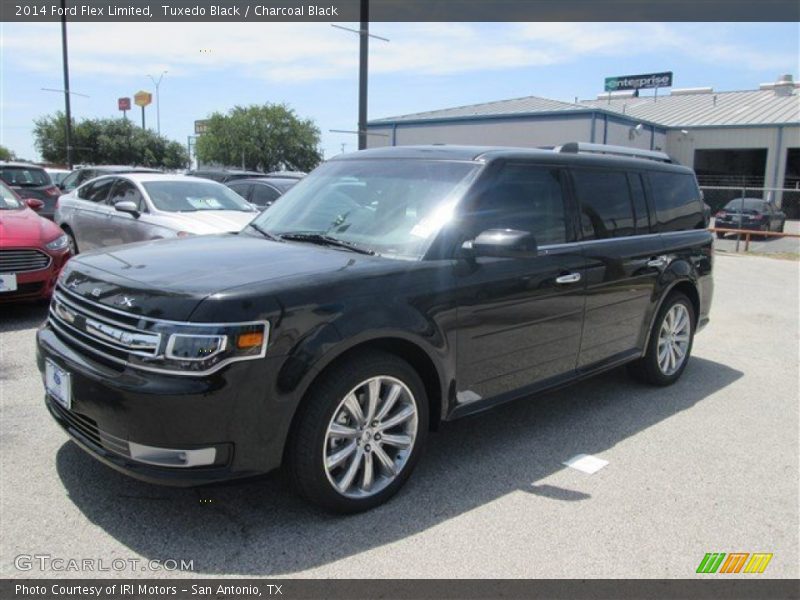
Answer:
xmin=367 ymin=75 xmax=800 ymax=212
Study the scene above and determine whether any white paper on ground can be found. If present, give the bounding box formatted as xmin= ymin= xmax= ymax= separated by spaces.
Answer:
xmin=563 ymin=454 xmax=609 ymax=474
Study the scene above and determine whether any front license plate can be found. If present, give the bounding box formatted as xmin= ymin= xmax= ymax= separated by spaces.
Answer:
xmin=45 ymin=360 xmax=72 ymax=410
xmin=0 ymin=273 xmax=17 ymax=292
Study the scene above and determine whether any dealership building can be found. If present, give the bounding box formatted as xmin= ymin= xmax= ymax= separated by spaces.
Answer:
xmin=367 ymin=74 xmax=800 ymax=214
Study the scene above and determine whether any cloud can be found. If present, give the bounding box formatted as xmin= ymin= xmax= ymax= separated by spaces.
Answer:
xmin=2 ymin=22 xmax=796 ymax=84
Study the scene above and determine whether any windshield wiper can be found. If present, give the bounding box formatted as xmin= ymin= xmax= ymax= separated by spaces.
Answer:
xmin=279 ymin=232 xmax=375 ymax=255
xmin=246 ymin=222 xmax=282 ymax=242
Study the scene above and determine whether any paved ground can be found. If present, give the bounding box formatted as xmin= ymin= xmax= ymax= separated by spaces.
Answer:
xmin=712 ymin=218 xmax=800 ymax=256
xmin=1 ymin=253 xmax=798 ymax=579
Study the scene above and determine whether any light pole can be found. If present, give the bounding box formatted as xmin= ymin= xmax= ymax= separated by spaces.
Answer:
xmin=147 ymin=70 xmax=168 ymax=135
xmin=331 ymin=0 xmax=389 ymax=150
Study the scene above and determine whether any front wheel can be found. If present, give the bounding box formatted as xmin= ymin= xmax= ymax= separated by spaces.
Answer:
xmin=628 ymin=292 xmax=696 ymax=386
xmin=285 ymin=351 xmax=428 ymax=513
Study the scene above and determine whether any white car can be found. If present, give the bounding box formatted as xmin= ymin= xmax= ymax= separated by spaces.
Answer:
xmin=55 ymin=173 xmax=259 ymax=254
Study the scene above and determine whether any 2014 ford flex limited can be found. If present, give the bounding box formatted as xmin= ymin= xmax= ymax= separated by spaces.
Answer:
xmin=37 ymin=144 xmax=713 ymax=513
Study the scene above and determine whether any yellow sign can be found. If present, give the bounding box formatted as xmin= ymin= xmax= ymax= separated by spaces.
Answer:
xmin=134 ymin=91 xmax=152 ymax=107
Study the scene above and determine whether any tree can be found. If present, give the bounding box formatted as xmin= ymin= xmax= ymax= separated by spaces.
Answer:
xmin=195 ymin=104 xmax=322 ymax=172
xmin=0 ymin=145 xmax=14 ymax=161
xmin=32 ymin=112 xmax=190 ymax=169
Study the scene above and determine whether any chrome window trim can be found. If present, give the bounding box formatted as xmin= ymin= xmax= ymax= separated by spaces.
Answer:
xmin=537 ymin=229 xmax=708 ymax=251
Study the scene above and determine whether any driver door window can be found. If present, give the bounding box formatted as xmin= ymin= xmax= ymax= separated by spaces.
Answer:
xmin=466 ymin=164 xmax=567 ymax=246
xmin=108 ymin=180 xmax=145 ymax=211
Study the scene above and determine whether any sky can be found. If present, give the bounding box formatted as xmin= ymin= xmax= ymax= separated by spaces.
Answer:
xmin=1 ymin=22 xmax=798 ymax=163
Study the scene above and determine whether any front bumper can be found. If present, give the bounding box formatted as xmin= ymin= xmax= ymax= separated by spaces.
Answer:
xmin=0 ymin=251 xmax=68 ymax=303
xmin=37 ymin=323 xmax=296 ymax=487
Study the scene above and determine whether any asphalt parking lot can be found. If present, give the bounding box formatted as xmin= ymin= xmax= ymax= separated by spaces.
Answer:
xmin=1 ymin=252 xmax=798 ymax=579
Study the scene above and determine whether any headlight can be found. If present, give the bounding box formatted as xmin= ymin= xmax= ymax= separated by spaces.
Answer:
xmin=127 ymin=321 xmax=269 ymax=375
xmin=46 ymin=234 xmax=69 ymax=251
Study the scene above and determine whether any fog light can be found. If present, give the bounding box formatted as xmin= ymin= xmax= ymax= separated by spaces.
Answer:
xmin=128 ymin=442 xmax=217 ymax=467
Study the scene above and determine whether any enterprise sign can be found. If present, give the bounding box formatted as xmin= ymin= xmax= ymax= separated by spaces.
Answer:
xmin=605 ymin=72 xmax=673 ymax=92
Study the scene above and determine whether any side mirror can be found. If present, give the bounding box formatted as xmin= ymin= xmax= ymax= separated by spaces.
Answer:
xmin=115 ymin=201 xmax=140 ymax=217
xmin=24 ymin=198 xmax=44 ymax=211
xmin=467 ymin=229 xmax=538 ymax=259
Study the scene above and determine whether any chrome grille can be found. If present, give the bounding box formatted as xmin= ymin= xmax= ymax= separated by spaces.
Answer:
xmin=49 ymin=290 xmax=162 ymax=362
xmin=0 ymin=249 xmax=51 ymax=273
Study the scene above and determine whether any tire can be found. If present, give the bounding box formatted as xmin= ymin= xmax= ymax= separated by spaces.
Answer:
xmin=779 ymin=220 xmax=786 ymax=233
xmin=628 ymin=292 xmax=696 ymax=386
xmin=716 ymin=231 xmax=725 ymax=239
xmin=64 ymin=228 xmax=79 ymax=255
xmin=285 ymin=351 xmax=429 ymax=513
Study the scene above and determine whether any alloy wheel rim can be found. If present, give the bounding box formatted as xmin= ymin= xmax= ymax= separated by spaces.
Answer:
xmin=323 ymin=376 xmax=418 ymax=499
xmin=657 ymin=304 xmax=691 ymax=376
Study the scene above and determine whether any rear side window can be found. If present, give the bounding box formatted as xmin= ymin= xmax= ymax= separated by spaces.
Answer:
xmin=572 ymin=169 xmax=634 ymax=239
xmin=648 ymin=172 xmax=703 ymax=231
xmin=469 ymin=164 xmax=567 ymax=246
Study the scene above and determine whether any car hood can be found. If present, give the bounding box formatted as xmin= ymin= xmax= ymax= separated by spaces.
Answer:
xmin=58 ymin=233 xmax=394 ymax=321
xmin=0 ymin=208 xmax=62 ymax=245
xmin=153 ymin=210 xmax=257 ymax=234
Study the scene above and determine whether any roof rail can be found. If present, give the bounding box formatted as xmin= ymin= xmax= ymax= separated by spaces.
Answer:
xmin=555 ymin=142 xmax=672 ymax=163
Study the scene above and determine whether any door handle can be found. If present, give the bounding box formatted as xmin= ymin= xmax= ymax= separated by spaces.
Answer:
xmin=647 ymin=256 xmax=667 ymax=269
xmin=555 ymin=272 xmax=581 ymax=284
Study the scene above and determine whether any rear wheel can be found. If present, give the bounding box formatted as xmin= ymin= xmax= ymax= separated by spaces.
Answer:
xmin=285 ymin=351 xmax=428 ymax=513
xmin=628 ymin=292 xmax=695 ymax=386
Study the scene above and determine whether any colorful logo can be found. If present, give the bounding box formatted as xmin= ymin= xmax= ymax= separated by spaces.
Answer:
xmin=697 ymin=553 xmax=773 ymax=574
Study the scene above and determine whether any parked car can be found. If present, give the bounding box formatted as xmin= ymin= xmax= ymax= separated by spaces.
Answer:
xmin=714 ymin=198 xmax=786 ymax=238
xmin=185 ymin=168 xmax=265 ymax=183
xmin=226 ymin=177 xmax=299 ymax=210
xmin=37 ymin=143 xmax=712 ymax=513
xmin=58 ymin=165 xmax=161 ymax=194
xmin=46 ymin=168 xmax=72 ymax=187
xmin=55 ymin=173 xmax=258 ymax=254
xmin=0 ymin=179 xmax=70 ymax=302
xmin=0 ymin=162 xmax=61 ymax=220
xmin=266 ymin=171 xmax=307 ymax=180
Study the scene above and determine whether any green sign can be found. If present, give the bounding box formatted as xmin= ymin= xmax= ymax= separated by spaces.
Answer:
xmin=605 ymin=71 xmax=673 ymax=92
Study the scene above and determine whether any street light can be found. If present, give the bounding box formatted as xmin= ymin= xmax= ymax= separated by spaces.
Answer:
xmin=147 ymin=70 xmax=168 ymax=135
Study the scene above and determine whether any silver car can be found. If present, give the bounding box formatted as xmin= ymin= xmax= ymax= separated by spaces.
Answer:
xmin=55 ymin=173 xmax=259 ymax=254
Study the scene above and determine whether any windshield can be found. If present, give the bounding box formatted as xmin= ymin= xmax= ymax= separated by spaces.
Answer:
xmin=724 ymin=199 xmax=766 ymax=211
xmin=0 ymin=167 xmax=51 ymax=187
xmin=143 ymin=180 xmax=255 ymax=212
xmin=250 ymin=159 xmax=479 ymax=259
xmin=0 ymin=181 xmax=23 ymax=209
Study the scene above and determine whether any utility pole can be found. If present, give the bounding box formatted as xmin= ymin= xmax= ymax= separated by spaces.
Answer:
xmin=358 ymin=0 xmax=368 ymax=150
xmin=60 ymin=0 xmax=73 ymax=168
xmin=147 ymin=71 xmax=168 ymax=135
xmin=331 ymin=1 xmax=388 ymax=152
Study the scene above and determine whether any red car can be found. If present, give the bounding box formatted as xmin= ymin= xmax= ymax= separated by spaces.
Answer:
xmin=0 ymin=179 xmax=71 ymax=302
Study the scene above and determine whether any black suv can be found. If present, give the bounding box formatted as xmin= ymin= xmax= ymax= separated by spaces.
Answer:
xmin=37 ymin=144 xmax=713 ymax=513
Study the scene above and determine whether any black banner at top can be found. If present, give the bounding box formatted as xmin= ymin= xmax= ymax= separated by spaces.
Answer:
xmin=1 ymin=0 xmax=799 ymax=22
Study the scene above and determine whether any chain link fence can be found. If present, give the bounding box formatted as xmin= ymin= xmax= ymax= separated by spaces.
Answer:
xmin=699 ymin=185 xmax=800 ymax=219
